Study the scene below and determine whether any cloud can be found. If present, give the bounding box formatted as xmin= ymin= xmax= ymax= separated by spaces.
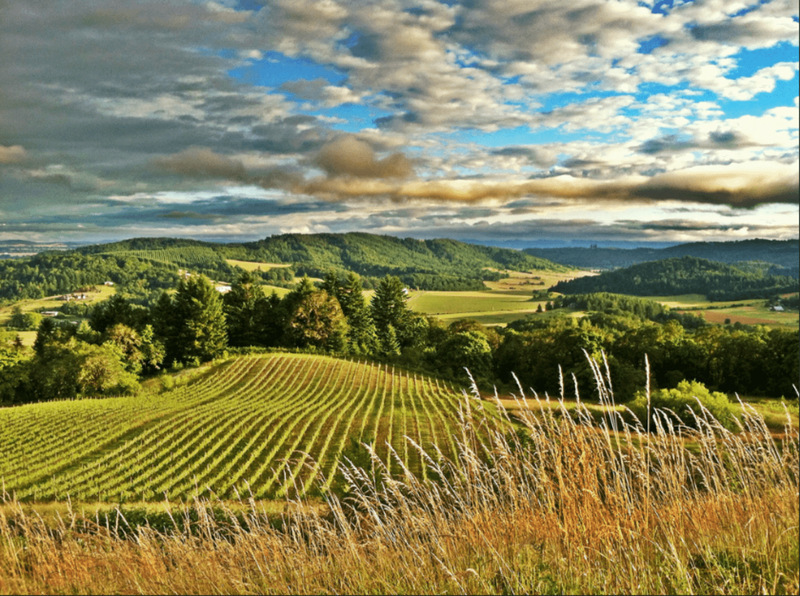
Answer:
xmin=297 ymin=160 xmax=799 ymax=209
xmin=280 ymin=78 xmax=363 ymax=107
xmin=635 ymin=161 xmax=800 ymax=207
xmin=0 ymin=145 xmax=27 ymax=164
xmin=314 ymin=136 xmax=414 ymax=179
xmin=154 ymin=147 xmax=248 ymax=181
xmin=0 ymin=1 xmax=796 ymax=245
xmin=153 ymin=147 xmax=305 ymax=190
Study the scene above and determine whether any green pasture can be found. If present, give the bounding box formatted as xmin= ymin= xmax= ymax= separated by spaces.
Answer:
xmin=407 ymin=290 xmax=540 ymax=315
xmin=260 ymin=284 xmax=291 ymax=298
xmin=0 ymin=285 xmax=115 ymax=326
xmin=405 ymin=268 xmax=586 ymax=325
xmin=644 ymin=294 xmax=798 ymax=329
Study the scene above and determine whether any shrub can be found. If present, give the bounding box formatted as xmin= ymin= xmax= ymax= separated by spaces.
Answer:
xmin=627 ymin=379 xmax=737 ymax=431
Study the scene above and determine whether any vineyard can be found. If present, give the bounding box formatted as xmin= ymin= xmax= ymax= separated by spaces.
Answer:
xmin=0 ymin=354 xmax=493 ymax=502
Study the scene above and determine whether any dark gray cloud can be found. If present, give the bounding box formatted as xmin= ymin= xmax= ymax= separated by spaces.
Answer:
xmin=638 ymin=131 xmax=753 ymax=155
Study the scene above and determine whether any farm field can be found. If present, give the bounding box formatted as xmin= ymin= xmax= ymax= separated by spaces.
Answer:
xmin=0 ymin=285 xmax=117 ymax=345
xmin=406 ymin=268 xmax=590 ymax=325
xmin=644 ymin=294 xmax=799 ymax=328
xmin=0 ymin=285 xmax=115 ymax=326
xmin=224 ymin=258 xmax=291 ymax=272
xmin=0 ymin=353 xmax=494 ymax=503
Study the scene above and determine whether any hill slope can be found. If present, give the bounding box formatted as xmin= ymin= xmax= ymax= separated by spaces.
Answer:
xmin=234 ymin=232 xmax=567 ymax=276
xmin=0 ymin=233 xmax=568 ymax=302
xmin=551 ymin=256 xmax=799 ymax=300
xmin=87 ymin=233 xmax=569 ymax=288
xmin=0 ymin=353 xmax=495 ymax=502
xmin=526 ymin=239 xmax=799 ymax=274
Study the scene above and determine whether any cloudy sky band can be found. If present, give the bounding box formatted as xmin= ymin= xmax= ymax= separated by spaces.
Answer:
xmin=0 ymin=0 xmax=797 ymax=245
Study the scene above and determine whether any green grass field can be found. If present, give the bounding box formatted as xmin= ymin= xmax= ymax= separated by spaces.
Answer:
xmin=0 ymin=353 xmax=497 ymax=502
xmin=405 ymin=269 xmax=589 ymax=326
xmin=644 ymin=294 xmax=799 ymax=328
xmin=0 ymin=285 xmax=115 ymax=326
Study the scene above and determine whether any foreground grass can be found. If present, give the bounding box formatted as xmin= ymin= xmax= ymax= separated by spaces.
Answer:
xmin=0 ymin=370 xmax=797 ymax=595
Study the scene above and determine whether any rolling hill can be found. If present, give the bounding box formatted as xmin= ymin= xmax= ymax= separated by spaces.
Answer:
xmin=526 ymin=238 xmax=799 ymax=275
xmin=83 ymin=233 xmax=569 ymax=288
xmin=550 ymin=256 xmax=799 ymax=300
xmin=0 ymin=233 xmax=570 ymax=303
xmin=0 ymin=353 xmax=498 ymax=502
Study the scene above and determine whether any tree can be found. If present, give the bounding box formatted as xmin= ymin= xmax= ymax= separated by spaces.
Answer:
xmin=75 ymin=342 xmax=140 ymax=396
xmin=436 ymin=330 xmax=493 ymax=383
xmin=223 ymin=272 xmax=267 ymax=347
xmin=89 ymin=294 xmax=148 ymax=334
xmin=152 ymin=291 xmax=179 ymax=364
xmin=105 ymin=323 xmax=164 ymax=375
xmin=33 ymin=317 xmax=60 ymax=356
xmin=378 ymin=324 xmax=401 ymax=357
xmin=371 ymin=276 xmax=407 ymax=329
xmin=171 ymin=275 xmax=228 ymax=364
xmin=8 ymin=306 xmax=41 ymax=330
xmin=338 ymin=273 xmax=378 ymax=354
xmin=627 ymin=380 xmax=735 ymax=431
xmin=285 ymin=290 xmax=349 ymax=351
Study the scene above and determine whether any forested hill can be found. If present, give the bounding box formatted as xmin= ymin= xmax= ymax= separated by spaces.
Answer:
xmin=0 ymin=233 xmax=568 ymax=303
xmin=234 ymin=233 xmax=568 ymax=277
xmin=551 ymin=256 xmax=799 ymax=301
xmin=82 ymin=233 xmax=569 ymax=289
xmin=525 ymin=239 xmax=799 ymax=274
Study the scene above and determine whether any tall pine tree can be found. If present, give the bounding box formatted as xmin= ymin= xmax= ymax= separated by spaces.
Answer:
xmin=171 ymin=275 xmax=227 ymax=364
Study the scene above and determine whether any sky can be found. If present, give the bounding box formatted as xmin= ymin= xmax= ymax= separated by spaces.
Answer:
xmin=0 ymin=0 xmax=797 ymax=247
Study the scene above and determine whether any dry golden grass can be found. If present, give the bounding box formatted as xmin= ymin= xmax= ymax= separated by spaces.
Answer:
xmin=1 ymin=362 xmax=797 ymax=595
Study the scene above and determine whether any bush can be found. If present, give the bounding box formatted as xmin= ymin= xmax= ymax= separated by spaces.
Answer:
xmin=627 ymin=380 xmax=737 ymax=431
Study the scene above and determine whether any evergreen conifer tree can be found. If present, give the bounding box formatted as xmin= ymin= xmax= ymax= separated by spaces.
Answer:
xmin=223 ymin=272 xmax=266 ymax=347
xmin=171 ymin=275 xmax=227 ymax=364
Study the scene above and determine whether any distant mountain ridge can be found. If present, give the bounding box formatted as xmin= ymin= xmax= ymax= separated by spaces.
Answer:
xmin=525 ymin=239 xmax=799 ymax=274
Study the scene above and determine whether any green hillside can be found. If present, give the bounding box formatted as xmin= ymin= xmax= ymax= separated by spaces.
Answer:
xmin=526 ymin=238 xmax=799 ymax=274
xmin=0 ymin=353 xmax=497 ymax=502
xmin=233 ymin=232 xmax=567 ymax=277
xmin=0 ymin=234 xmax=568 ymax=304
xmin=551 ymin=256 xmax=799 ymax=300
xmin=87 ymin=233 xmax=569 ymax=289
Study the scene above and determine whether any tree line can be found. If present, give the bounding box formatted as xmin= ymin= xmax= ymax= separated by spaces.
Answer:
xmin=551 ymin=256 xmax=799 ymax=301
xmin=1 ymin=275 xmax=797 ymax=405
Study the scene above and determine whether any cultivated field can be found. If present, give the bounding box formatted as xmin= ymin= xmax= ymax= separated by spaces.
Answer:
xmin=646 ymin=294 xmax=799 ymax=328
xmin=1 ymin=365 xmax=796 ymax=595
xmin=0 ymin=353 xmax=493 ymax=502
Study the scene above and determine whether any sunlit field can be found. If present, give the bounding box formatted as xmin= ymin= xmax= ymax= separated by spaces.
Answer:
xmin=0 ymin=353 xmax=491 ymax=502
xmin=1 ymin=362 xmax=796 ymax=595
xmin=645 ymin=294 xmax=799 ymax=329
xmin=0 ymin=285 xmax=115 ymax=326
xmin=224 ymin=259 xmax=292 ymax=272
xmin=406 ymin=269 xmax=591 ymax=326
